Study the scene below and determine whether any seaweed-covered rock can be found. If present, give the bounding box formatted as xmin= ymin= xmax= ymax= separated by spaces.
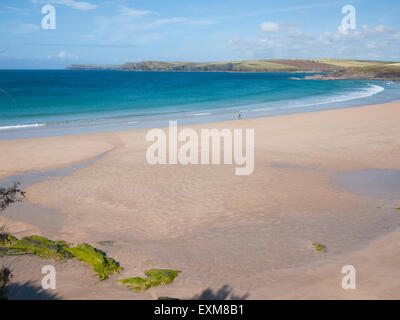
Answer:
xmin=119 ymin=276 xmax=148 ymax=292
xmin=0 ymin=234 xmax=123 ymax=281
xmin=119 ymin=269 xmax=181 ymax=292
xmin=312 ymin=243 xmax=326 ymax=252
xmin=65 ymin=243 xmax=122 ymax=280
xmin=5 ymin=236 xmax=73 ymax=260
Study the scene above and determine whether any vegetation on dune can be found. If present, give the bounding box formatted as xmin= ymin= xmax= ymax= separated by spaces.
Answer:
xmin=312 ymin=243 xmax=326 ymax=252
xmin=396 ymin=208 xmax=400 ymax=210
xmin=0 ymin=232 xmax=18 ymax=247
xmin=119 ymin=269 xmax=181 ymax=292
xmin=0 ymin=182 xmax=25 ymax=211
xmin=65 ymin=243 xmax=122 ymax=280
xmin=0 ymin=266 xmax=12 ymax=300
xmin=0 ymin=182 xmax=26 ymax=300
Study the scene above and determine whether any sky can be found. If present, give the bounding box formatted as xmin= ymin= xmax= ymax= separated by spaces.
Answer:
xmin=0 ymin=0 xmax=399 ymax=68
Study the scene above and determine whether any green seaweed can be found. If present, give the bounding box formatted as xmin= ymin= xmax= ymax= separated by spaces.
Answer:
xmin=119 ymin=269 xmax=181 ymax=292
xmin=4 ymin=236 xmax=73 ymax=260
xmin=65 ymin=243 xmax=122 ymax=280
xmin=312 ymin=243 xmax=326 ymax=252
xmin=119 ymin=276 xmax=148 ymax=292
xmin=0 ymin=234 xmax=122 ymax=280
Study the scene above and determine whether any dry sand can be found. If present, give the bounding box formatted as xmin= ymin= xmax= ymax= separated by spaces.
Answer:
xmin=1 ymin=101 xmax=400 ymax=299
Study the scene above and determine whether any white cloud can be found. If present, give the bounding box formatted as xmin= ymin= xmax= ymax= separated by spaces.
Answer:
xmin=320 ymin=24 xmax=398 ymax=44
xmin=142 ymin=17 xmax=188 ymax=30
xmin=118 ymin=5 xmax=151 ymax=18
xmin=389 ymin=33 xmax=400 ymax=40
xmin=58 ymin=51 xmax=67 ymax=59
xmin=337 ymin=24 xmax=348 ymax=35
xmin=13 ymin=23 xmax=40 ymax=34
xmin=229 ymin=23 xmax=400 ymax=61
xmin=57 ymin=50 xmax=79 ymax=60
xmin=260 ymin=22 xmax=279 ymax=33
xmin=93 ymin=4 xmax=208 ymax=45
xmin=135 ymin=33 xmax=164 ymax=45
xmin=31 ymin=0 xmax=97 ymax=11
xmin=5 ymin=6 xmax=23 ymax=12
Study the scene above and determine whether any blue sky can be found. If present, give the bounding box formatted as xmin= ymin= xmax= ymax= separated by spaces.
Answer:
xmin=0 ymin=0 xmax=399 ymax=68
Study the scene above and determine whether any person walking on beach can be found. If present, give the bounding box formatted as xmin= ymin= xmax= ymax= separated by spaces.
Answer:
xmin=236 ymin=112 xmax=242 ymax=120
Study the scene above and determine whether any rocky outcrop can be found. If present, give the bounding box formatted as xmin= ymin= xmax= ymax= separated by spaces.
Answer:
xmin=305 ymin=68 xmax=400 ymax=81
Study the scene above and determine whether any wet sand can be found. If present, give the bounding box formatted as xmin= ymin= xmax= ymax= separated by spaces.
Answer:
xmin=1 ymin=101 xmax=400 ymax=299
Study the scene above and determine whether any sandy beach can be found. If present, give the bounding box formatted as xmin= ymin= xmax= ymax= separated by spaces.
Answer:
xmin=1 ymin=101 xmax=400 ymax=300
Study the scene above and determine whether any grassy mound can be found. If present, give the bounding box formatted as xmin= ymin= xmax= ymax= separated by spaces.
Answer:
xmin=312 ymin=243 xmax=326 ymax=252
xmin=3 ymin=236 xmax=73 ymax=260
xmin=65 ymin=243 xmax=122 ymax=280
xmin=119 ymin=269 xmax=181 ymax=292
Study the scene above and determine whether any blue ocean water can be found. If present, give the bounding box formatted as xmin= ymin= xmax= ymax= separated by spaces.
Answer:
xmin=0 ymin=70 xmax=399 ymax=139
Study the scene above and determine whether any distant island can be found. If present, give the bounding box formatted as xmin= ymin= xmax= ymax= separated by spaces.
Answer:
xmin=66 ymin=59 xmax=400 ymax=81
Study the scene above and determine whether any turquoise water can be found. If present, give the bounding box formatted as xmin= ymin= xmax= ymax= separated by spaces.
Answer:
xmin=0 ymin=70 xmax=399 ymax=139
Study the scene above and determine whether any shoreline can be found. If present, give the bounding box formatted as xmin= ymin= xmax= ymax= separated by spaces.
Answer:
xmin=1 ymin=101 xmax=400 ymax=299
xmin=1 ymin=82 xmax=399 ymax=141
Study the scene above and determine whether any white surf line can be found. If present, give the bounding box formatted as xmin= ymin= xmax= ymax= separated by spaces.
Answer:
xmin=251 ymin=107 xmax=275 ymax=112
xmin=0 ymin=123 xmax=46 ymax=130
xmin=250 ymin=84 xmax=385 ymax=112
xmin=190 ymin=113 xmax=212 ymax=116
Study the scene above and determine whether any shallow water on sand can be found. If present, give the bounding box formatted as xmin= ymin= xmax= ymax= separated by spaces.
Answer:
xmin=0 ymin=152 xmax=107 ymax=190
xmin=0 ymin=152 xmax=107 ymax=236
xmin=274 ymin=162 xmax=400 ymax=201
xmin=332 ymin=169 xmax=400 ymax=201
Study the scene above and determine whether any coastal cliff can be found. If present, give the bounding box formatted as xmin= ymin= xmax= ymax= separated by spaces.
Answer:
xmin=304 ymin=65 xmax=400 ymax=81
xmin=66 ymin=59 xmax=334 ymax=72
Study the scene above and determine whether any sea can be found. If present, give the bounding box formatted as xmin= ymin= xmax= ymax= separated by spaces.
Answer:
xmin=1 ymin=70 xmax=399 ymax=139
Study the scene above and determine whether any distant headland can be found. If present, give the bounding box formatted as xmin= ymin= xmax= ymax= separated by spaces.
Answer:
xmin=66 ymin=59 xmax=400 ymax=81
